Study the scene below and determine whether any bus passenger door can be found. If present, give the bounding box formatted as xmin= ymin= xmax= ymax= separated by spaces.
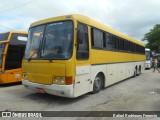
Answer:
xmin=74 ymin=22 xmax=91 ymax=97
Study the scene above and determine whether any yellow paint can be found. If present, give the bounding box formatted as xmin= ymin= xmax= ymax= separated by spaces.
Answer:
xmin=90 ymin=49 xmax=145 ymax=64
xmin=0 ymin=68 xmax=22 ymax=84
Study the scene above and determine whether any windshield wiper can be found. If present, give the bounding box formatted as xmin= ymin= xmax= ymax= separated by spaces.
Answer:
xmin=28 ymin=48 xmax=41 ymax=61
xmin=47 ymin=55 xmax=53 ymax=62
xmin=42 ymin=37 xmax=53 ymax=62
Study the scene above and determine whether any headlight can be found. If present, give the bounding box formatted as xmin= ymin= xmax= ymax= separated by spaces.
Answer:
xmin=22 ymin=73 xmax=27 ymax=79
xmin=60 ymin=77 xmax=65 ymax=84
xmin=53 ymin=77 xmax=65 ymax=84
xmin=54 ymin=77 xmax=59 ymax=83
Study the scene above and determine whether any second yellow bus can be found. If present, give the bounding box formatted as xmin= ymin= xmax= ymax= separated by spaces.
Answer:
xmin=0 ymin=31 xmax=27 ymax=84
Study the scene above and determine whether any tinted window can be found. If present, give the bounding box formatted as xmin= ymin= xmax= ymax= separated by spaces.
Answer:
xmin=130 ymin=43 xmax=134 ymax=52
xmin=104 ymin=33 xmax=115 ymax=50
xmin=5 ymin=44 xmax=26 ymax=70
xmin=118 ymin=38 xmax=124 ymax=51
xmin=92 ymin=28 xmax=103 ymax=48
xmin=4 ymin=33 xmax=27 ymax=70
xmin=0 ymin=32 xmax=9 ymax=41
xmin=10 ymin=33 xmax=27 ymax=45
xmin=124 ymin=40 xmax=130 ymax=51
xmin=0 ymin=54 xmax=3 ymax=68
xmin=76 ymin=23 xmax=89 ymax=60
xmin=0 ymin=43 xmax=6 ymax=52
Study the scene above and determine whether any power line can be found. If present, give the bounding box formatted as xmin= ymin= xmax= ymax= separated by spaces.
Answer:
xmin=0 ymin=0 xmax=39 ymax=14
xmin=0 ymin=25 xmax=13 ymax=30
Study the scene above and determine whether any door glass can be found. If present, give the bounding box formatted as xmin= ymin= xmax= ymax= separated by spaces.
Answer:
xmin=0 ymin=32 xmax=9 ymax=41
xmin=0 ymin=43 xmax=6 ymax=53
xmin=76 ymin=23 xmax=89 ymax=60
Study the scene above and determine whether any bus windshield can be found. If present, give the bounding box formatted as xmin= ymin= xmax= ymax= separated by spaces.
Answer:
xmin=24 ymin=21 xmax=74 ymax=60
xmin=0 ymin=32 xmax=8 ymax=67
xmin=0 ymin=32 xmax=9 ymax=41
xmin=146 ymin=51 xmax=150 ymax=60
xmin=0 ymin=54 xmax=2 ymax=68
xmin=0 ymin=43 xmax=6 ymax=52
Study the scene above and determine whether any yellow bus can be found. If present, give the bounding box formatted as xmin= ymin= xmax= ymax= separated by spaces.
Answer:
xmin=22 ymin=14 xmax=145 ymax=98
xmin=0 ymin=31 xmax=28 ymax=84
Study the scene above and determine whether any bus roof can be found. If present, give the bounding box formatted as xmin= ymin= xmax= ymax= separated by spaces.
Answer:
xmin=30 ymin=14 xmax=144 ymax=46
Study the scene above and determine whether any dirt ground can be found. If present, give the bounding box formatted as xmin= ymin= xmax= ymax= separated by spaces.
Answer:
xmin=0 ymin=68 xmax=160 ymax=120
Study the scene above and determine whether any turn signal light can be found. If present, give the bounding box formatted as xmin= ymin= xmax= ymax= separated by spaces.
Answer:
xmin=65 ymin=77 xmax=73 ymax=85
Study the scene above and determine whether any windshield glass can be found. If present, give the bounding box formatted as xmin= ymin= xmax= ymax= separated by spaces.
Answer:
xmin=0 ymin=43 xmax=6 ymax=53
xmin=146 ymin=51 xmax=150 ymax=60
xmin=24 ymin=20 xmax=74 ymax=60
xmin=0 ymin=32 xmax=9 ymax=41
xmin=24 ymin=25 xmax=45 ymax=59
xmin=0 ymin=43 xmax=5 ymax=68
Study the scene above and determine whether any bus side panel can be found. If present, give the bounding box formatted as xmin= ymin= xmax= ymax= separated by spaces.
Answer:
xmin=0 ymin=74 xmax=8 ymax=84
xmin=90 ymin=61 xmax=145 ymax=91
xmin=106 ymin=64 xmax=118 ymax=85
xmin=90 ymin=65 xmax=106 ymax=92
xmin=74 ymin=65 xmax=91 ymax=97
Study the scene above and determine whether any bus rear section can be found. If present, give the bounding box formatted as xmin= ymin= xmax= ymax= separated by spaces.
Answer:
xmin=145 ymin=48 xmax=152 ymax=69
xmin=0 ymin=31 xmax=28 ymax=84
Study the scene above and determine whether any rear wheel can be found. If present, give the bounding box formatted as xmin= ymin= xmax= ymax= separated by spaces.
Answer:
xmin=92 ymin=74 xmax=103 ymax=93
xmin=137 ymin=67 xmax=141 ymax=76
xmin=139 ymin=67 xmax=141 ymax=75
xmin=133 ymin=69 xmax=137 ymax=77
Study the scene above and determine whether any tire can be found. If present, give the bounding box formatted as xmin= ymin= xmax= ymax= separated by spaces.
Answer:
xmin=138 ymin=67 xmax=141 ymax=75
xmin=137 ymin=67 xmax=141 ymax=76
xmin=92 ymin=74 xmax=103 ymax=94
xmin=133 ymin=69 xmax=137 ymax=77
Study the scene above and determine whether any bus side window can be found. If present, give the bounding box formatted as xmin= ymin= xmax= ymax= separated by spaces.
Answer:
xmin=76 ymin=23 xmax=89 ymax=60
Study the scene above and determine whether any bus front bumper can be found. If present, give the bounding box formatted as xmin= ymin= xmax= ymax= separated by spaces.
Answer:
xmin=22 ymin=79 xmax=74 ymax=98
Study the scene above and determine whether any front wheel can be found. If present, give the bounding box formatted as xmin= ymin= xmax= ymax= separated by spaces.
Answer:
xmin=92 ymin=74 xmax=103 ymax=93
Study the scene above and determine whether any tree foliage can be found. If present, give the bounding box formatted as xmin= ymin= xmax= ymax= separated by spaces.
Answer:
xmin=143 ymin=24 xmax=160 ymax=53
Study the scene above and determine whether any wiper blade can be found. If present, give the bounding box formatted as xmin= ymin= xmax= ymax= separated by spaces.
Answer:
xmin=45 ymin=53 xmax=53 ymax=62
xmin=28 ymin=48 xmax=40 ymax=61
xmin=48 ymin=58 xmax=52 ymax=62
xmin=46 ymin=56 xmax=52 ymax=62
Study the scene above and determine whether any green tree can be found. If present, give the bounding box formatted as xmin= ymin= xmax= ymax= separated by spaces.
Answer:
xmin=143 ymin=24 xmax=160 ymax=53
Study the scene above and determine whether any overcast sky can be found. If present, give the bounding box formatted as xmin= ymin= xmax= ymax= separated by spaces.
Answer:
xmin=0 ymin=0 xmax=160 ymax=43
